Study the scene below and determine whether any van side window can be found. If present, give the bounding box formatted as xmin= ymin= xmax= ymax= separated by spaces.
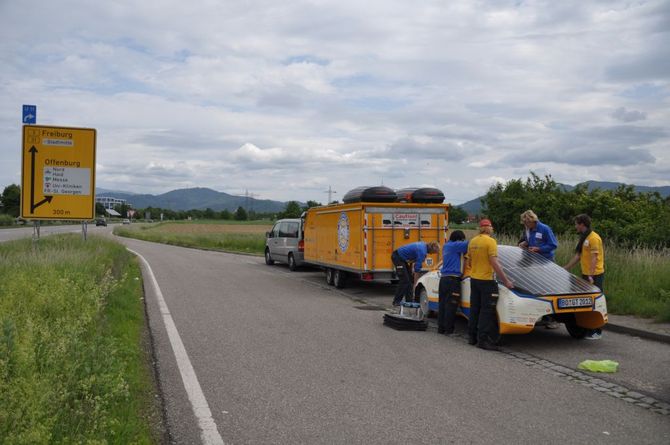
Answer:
xmin=272 ymin=223 xmax=281 ymax=237
xmin=285 ymin=222 xmax=299 ymax=238
xmin=278 ymin=223 xmax=286 ymax=237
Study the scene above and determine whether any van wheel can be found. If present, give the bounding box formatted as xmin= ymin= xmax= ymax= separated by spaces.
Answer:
xmin=265 ymin=248 xmax=274 ymax=265
xmin=288 ymin=253 xmax=297 ymax=271
xmin=564 ymin=314 xmax=587 ymax=339
xmin=333 ymin=269 xmax=347 ymax=289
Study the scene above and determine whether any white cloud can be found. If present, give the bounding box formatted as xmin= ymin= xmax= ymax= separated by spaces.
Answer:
xmin=1 ymin=0 xmax=669 ymax=205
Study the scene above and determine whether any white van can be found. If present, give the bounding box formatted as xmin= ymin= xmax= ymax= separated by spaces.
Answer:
xmin=264 ymin=218 xmax=305 ymax=271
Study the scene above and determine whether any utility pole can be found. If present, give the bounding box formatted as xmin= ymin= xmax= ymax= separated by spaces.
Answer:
xmin=324 ymin=185 xmax=337 ymax=204
xmin=245 ymin=189 xmax=259 ymax=211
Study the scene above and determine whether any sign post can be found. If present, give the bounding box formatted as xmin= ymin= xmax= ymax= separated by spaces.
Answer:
xmin=21 ymin=125 xmax=97 ymax=221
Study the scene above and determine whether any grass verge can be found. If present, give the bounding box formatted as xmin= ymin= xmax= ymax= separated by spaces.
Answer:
xmin=0 ymin=234 xmax=159 ymax=444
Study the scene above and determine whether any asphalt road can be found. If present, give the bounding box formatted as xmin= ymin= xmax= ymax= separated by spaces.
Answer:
xmin=113 ymin=236 xmax=669 ymax=445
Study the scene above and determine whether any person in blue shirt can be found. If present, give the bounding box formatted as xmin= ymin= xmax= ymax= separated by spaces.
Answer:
xmin=391 ymin=241 xmax=440 ymax=306
xmin=518 ymin=210 xmax=558 ymax=260
xmin=438 ymin=230 xmax=468 ymax=334
xmin=518 ymin=209 xmax=560 ymax=328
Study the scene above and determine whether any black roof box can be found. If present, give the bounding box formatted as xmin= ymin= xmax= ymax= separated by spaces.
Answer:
xmin=342 ymin=186 xmax=398 ymax=203
xmin=396 ymin=187 xmax=445 ymax=203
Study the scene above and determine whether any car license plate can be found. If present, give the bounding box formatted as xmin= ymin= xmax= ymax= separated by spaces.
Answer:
xmin=558 ymin=297 xmax=593 ymax=308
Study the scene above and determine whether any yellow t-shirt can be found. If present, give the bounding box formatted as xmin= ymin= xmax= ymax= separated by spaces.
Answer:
xmin=580 ymin=231 xmax=605 ymax=275
xmin=467 ymin=234 xmax=497 ymax=280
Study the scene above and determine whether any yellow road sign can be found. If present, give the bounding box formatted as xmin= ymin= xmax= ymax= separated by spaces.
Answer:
xmin=21 ymin=125 xmax=97 ymax=220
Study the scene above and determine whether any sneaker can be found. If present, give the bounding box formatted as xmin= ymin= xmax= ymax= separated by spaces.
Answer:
xmin=585 ymin=331 xmax=602 ymax=340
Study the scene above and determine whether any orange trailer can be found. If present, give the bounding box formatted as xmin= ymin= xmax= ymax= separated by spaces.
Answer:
xmin=303 ymin=201 xmax=449 ymax=288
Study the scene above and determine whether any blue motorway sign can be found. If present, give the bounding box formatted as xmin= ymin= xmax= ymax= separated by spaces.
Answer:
xmin=23 ymin=104 xmax=36 ymax=124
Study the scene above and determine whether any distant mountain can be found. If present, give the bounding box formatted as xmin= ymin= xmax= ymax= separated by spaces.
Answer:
xmin=95 ymin=181 xmax=668 ymax=214
xmin=453 ymin=181 xmax=669 ymax=216
xmin=96 ymin=187 xmax=137 ymax=196
xmin=456 ymin=197 xmax=483 ymax=215
xmin=95 ymin=187 xmax=297 ymax=213
xmin=574 ymin=181 xmax=670 ymax=196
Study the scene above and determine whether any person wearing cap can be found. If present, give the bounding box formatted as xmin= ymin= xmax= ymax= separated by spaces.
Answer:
xmin=518 ymin=210 xmax=558 ymax=261
xmin=391 ymin=241 xmax=441 ymax=306
xmin=518 ymin=209 xmax=560 ymax=328
xmin=563 ymin=214 xmax=605 ymax=340
xmin=466 ymin=219 xmax=513 ymax=351
xmin=438 ymin=230 xmax=468 ymax=335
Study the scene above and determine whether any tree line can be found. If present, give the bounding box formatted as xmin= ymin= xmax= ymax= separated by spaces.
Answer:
xmin=482 ymin=173 xmax=670 ymax=248
xmin=116 ymin=200 xmax=322 ymax=221
xmin=0 ymin=183 xmax=320 ymax=223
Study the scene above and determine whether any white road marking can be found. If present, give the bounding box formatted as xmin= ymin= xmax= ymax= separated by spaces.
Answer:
xmin=127 ymin=248 xmax=225 ymax=445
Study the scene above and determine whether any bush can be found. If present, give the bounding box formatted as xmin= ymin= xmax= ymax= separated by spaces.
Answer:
xmin=483 ymin=173 xmax=670 ymax=248
xmin=0 ymin=215 xmax=14 ymax=226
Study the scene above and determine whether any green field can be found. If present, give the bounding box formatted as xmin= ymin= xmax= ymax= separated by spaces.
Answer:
xmin=114 ymin=220 xmax=270 ymax=255
xmin=117 ymin=221 xmax=670 ymax=321
xmin=0 ymin=235 xmax=159 ymax=444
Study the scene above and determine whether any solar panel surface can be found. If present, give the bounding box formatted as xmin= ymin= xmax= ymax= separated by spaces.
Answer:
xmin=497 ymin=246 xmax=601 ymax=296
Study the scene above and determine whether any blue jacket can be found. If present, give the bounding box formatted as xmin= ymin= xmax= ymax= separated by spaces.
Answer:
xmin=440 ymin=240 xmax=468 ymax=276
xmin=397 ymin=242 xmax=428 ymax=272
xmin=522 ymin=220 xmax=558 ymax=260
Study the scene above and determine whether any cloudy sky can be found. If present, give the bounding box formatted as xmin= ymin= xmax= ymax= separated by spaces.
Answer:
xmin=1 ymin=0 xmax=668 ymax=205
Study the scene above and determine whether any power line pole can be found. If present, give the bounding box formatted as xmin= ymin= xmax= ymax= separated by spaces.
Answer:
xmin=324 ymin=185 xmax=337 ymax=204
xmin=245 ymin=189 xmax=259 ymax=211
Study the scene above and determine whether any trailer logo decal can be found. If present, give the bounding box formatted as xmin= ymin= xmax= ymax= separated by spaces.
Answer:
xmin=337 ymin=212 xmax=350 ymax=253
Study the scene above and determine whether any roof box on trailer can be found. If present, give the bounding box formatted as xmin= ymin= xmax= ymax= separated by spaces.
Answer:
xmin=395 ymin=187 xmax=445 ymax=203
xmin=342 ymin=186 xmax=398 ymax=203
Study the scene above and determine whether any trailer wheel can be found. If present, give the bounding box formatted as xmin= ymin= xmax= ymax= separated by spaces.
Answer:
xmin=325 ymin=268 xmax=335 ymax=286
xmin=564 ymin=314 xmax=587 ymax=339
xmin=333 ymin=269 xmax=347 ymax=289
xmin=265 ymin=248 xmax=274 ymax=265
xmin=288 ymin=253 xmax=297 ymax=271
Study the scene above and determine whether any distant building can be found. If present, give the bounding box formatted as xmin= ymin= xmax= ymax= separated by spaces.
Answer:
xmin=96 ymin=196 xmax=127 ymax=210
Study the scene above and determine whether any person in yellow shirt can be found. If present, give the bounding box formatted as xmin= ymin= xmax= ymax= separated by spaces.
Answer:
xmin=466 ymin=219 xmax=513 ymax=351
xmin=564 ymin=213 xmax=605 ymax=340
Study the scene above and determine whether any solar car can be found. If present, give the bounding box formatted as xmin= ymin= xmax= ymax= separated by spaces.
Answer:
xmin=414 ymin=245 xmax=608 ymax=338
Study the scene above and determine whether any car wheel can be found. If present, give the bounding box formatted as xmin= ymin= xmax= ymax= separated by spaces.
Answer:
xmin=333 ymin=269 xmax=347 ymax=289
xmin=288 ymin=253 xmax=297 ymax=271
xmin=564 ymin=314 xmax=587 ymax=339
xmin=265 ymin=248 xmax=275 ymax=265
xmin=417 ymin=287 xmax=435 ymax=318
xmin=325 ymin=268 xmax=335 ymax=286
